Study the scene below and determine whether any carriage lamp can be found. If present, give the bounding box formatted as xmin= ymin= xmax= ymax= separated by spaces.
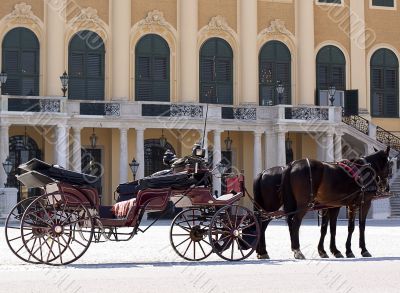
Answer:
xmin=129 ymin=158 xmax=140 ymax=181
xmin=276 ymin=81 xmax=285 ymax=105
xmin=159 ymin=129 xmax=167 ymax=148
xmin=90 ymin=128 xmax=98 ymax=149
xmin=224 ymin=131 xmax=233 ymax=151
xmin=216 ymin=161 xmax=227 ymax=175
xmin=2 ymin=156 xmax=13 ymax=187
xmin=60 ymin=71 xmax=69 ymax=97
xmin=328 ymin=85 xmax=336 ymax=106
xmin=0 ymin=71 xmax=7 ymax=94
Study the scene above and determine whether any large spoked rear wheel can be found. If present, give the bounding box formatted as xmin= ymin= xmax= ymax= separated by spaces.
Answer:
xmin=5 ymin=197 xmax=40 ymax=264
xmin=170 ymin=208 xmax=213 ymax=261
xmin=209 ymin=205 xmax=260 ymax=261
xmin=20 ymin=193 xmax=94 ymax=266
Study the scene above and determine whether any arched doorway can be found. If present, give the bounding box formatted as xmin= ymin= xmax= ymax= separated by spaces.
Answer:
xmin=135 ymin=34 xmax=170 ymax=101
xmin=2 ymin=27 xmax=40 ymax=96
xmin=259 ymin=40 xmax=291 ymax=105
xmin=199 ymin=37 xmax=233 ymax=105
xmin=316 ymin=45 xmax=346 ymax=91
xmin=144 ymin=139 xmax=175 ymax=176
xmin=370 ymin=48 xmax=399 ymax=117
xmin=8 ymin=135 xmax=42 ymax=200
xmin=68 ymin=30 xmax=105 ymax=100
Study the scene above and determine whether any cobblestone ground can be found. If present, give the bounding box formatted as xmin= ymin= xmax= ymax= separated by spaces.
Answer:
xmin=0 ymin=219 xmax=399 ymax=293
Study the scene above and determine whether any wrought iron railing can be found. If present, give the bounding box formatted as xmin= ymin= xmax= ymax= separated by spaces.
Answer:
xmin=284 ymin=107 xmax=329 ymax=120
xmin=376 ymin=126 xmax=400 ymax=152
xmin=80 ymin=102 xmax=120 ymax=116
xmin=342 ymin=115 xmax=369 ymax=135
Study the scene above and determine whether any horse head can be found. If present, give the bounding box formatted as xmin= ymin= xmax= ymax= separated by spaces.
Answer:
xmin=364 ymin=146 xmax=391 ymax=193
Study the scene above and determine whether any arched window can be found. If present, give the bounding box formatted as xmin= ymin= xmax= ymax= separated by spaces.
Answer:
xmin=316 ymin=45 xmax=346 ymax=91
xmin=135 ymin=34 xmax=170 ymax=101
xmin=371 ymin=48 xmax=399 ymax=117
xmin=2 ymin=28 xmax=39 ymax=96
xmin=68 ymin=30 xmax=105 ymax=100
xmin=200 ymin=38 xmax=233 ymax=105
xmin=259 ymin=41 xmax=291 ymax=106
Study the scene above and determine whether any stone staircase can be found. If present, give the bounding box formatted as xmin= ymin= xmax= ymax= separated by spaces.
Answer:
xmin=390 ymin=172 xmax=400 ymax=218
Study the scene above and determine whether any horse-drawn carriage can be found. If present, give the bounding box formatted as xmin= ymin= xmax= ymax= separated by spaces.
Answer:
xmin=5 ymin=143 xmax=394 ymax=265
xmin=5 ymin=150 xmax=260 ymax=266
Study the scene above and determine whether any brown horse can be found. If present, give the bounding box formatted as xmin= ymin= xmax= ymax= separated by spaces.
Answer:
xmin=254 ymin=167 xmax=351 ymax=259
xmin=281 ymin=147 xmax=391 ymax=259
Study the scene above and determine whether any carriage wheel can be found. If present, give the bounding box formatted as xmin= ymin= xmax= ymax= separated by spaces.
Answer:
xmin=5 ymin=197 xmax=40 ymax=264
xmin=208 ymin=205 xmax=260 ymax=261
xmin=20 ymin=193 xmax=94 ymax=266
xmin=170 ymin=208 xmax=213 ymax=261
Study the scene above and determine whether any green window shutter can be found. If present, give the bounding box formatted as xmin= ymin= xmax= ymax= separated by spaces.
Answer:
xmin=200 ymin=38 xmax=233 ymax=105
xmin=316 ymin=45 xmax=346 ymax=91
xmin=2 ymin=27 xmax=39 ymax=96
xmin=135 ymin=34 xmax=170 ymax=102
xmin=372 ymin=0 xmax=394 ymax=7
xmin=371 ymin=49 xmax=399 ymax=117
xmin=259 ymin=41 xmax=291 ymax=105
xmin=68 ymin=30 xmax=105 ymax=100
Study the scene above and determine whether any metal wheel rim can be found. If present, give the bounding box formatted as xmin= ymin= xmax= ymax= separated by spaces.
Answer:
xmin=20 ymin=193 xmax=94 ymax=266
xmin=208 ymin=205 xmax=260 ymax=261
xmin=170 ymin=208 xmax=213 ymax=261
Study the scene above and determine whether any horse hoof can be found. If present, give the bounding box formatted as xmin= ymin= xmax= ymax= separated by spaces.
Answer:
xmin=346 ymin=252 xmax=355 ymax=258
xmin=318 ymin=251 xmax=329 ymax=258
xmin=362 ymin=251 xmax=372 ymax=257
xmin=257 ymin=253 xmax=270 ymax=260
xmin=293 ymin=250 xmax=306 ymax=260
xmin=334 ymin=252 xmax=344 ymax=258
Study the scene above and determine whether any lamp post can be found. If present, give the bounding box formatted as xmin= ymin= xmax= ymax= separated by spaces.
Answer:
xmin=159 ymin=129 xmax=167 ymax=148
xmin=60 ymin=71 xmax=69 ymax=97
xmin=129 ymin=158 xmax=140 ymax=181
xmin=328 ymin=85 xmax=336 ymax=106
xmin=2 ymin=156 xmax=13 ymax=187
xmin=90 ymin=128 xmax=97 ymax=149
xmin=224 ymin=131 xmax=233 ymax=151
xmin=276 ymin=81 xmax=285 ymax=105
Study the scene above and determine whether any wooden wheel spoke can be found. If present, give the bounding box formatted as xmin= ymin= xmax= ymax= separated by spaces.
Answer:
xmin=175 ymin=236 xmax=191 ymax=248
xmin=38 ymin=201 xmax=55 ymax=225
xmin=237 ymin=236 xmax=254 ymax=249
xmin=241 ymin=221 xmax=256 ymax=230
xmin=57 ymin=236 xmax=63 ymax=264
xmin=28 ymin=237 xmax=38 ymax=261
xmin=181 ymin=214 xmax=193 ymax=229
xmin=175 ymin=223 xmax=192 ymax=233
xmin=230 ymin=240 xmax=234 ymax=259
xmin=235 ymin=239 xmax=245 ymax=258
xmin=61 ymin=235 xmax=77 ymax=258
xmin=172 ymin=233 xmax=190 ymax=236
xmin=61 ymin=206 xmax=81 ymax=225
xmin=183 ymin=240 xmax=193 ymax=257
xmin=198 ymin=241 xmax=207 ymax=257
xmin=45 ymin=237 xmax=57 ymax=262
xmin=9 ymin=232 xmax=31 ymax=242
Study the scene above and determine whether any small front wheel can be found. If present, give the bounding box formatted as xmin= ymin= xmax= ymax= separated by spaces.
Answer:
xmin=208 ymin=205 xmax=260 ymax=261
xmin=170 ymin=208 xmax=213 ymax=261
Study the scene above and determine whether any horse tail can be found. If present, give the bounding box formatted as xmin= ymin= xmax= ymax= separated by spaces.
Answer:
xmin=253 ymin=171 xmax=263 ymax=208
xmin=281 ymin=163 xmax=296 ymax=213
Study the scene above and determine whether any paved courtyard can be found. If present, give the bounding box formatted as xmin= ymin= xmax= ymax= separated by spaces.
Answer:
xmin=0 ymin=219 xmax=399 ymax=293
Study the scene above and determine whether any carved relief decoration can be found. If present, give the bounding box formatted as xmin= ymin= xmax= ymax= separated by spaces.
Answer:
xmin=259 ymin=19 xmax=294 ymax=39
xmin=1 ymin=2 xmax=44 ymax=30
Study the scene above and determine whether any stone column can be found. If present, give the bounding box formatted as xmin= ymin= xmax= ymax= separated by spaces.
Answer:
xmin=46 ymin=0 xmax=66 ymax=96
xmin=112 ymin=0 xmax=131 ymax=100
xmin=120 ymin=128 xmax=128 ymax=183
xmin=240 ymin=0 xmax=258 ymax=104
xmin=265 ymin=131 xmax=277 ymax=169
xmin=56 ymin=125 xmax=68 ymax=168
xmin=349 ymin=1 xmax=367 ymax=111
xmin=296 ymin=0 xmax=315 ymax=105
xmin=71 ymin=127 xmax=81 ymax=172
xmin=325 ymin=132 xmax=334 ymax=162
xmin=0 ymin=124 xmax=10 ymax=186
xmin=253 ymin=131 xmax=263 ymax=177
xmin=135 ymin=128 xmax=145 ymax=179
xmin=179 ymin=0 xmax=198 ymax=102
xmin=213 ymin=130 xmax=222 ymax=196
xmin=277 ymin=131 xmax=286 ymax=166
xmin=316 ymin=135 xmax=326 ymax=161
xmin=334 ymin=133 xmax=343 ymax=162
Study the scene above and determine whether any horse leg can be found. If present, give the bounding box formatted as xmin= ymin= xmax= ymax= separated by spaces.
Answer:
xmin=328 ymin=207 xmax=344 ymax=258
xmin=257 ymin=219 xmax=271 ymax=259
xmin=345 ymin=206 xmax=356 ymax=258
xmin=291 ymin=210 xmax=307 ymax=259
xmin=359 ymin=200 xmax=372 ymax=257
xmin=317 ymin=210 xmax=329 ymax=258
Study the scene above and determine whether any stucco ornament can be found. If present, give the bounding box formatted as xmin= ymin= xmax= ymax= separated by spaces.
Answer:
xmin=74 ymin=7 xmax=100 ymax=24
xmin=2 ymin=2 xmax=43 ymax=28
xmin=260 ymin=19 xmax=294 ymax=38
xmin=140 ymin=10 xmax=167 ymax=27
xmin=205 ymin=15 xmax=236 ymax=36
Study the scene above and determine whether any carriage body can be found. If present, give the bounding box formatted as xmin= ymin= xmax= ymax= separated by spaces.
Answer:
xmin=6 ymin=158 xmax=259 ymax=265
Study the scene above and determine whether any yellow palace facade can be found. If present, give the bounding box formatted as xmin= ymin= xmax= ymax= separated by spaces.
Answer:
xmin=0 ymin=0 xmax=399 ymax=218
